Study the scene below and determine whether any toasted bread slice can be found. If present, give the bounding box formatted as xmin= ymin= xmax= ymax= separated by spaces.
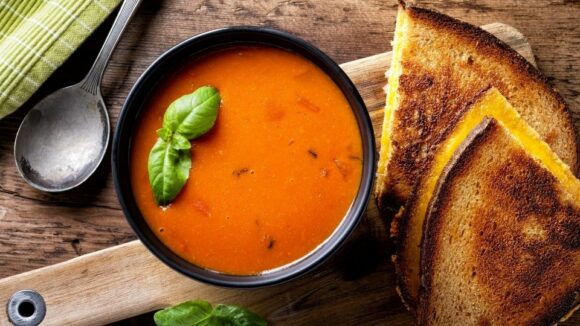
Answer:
xmin=418 ymin=118 xmax=580 ymax=325
xmin=375 ymin=2 xmax=578 ymax=210
xmin=392 ymin=88 xmax=579 ymax=312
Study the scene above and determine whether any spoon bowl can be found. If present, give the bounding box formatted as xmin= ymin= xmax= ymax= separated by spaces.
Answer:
xmin=14 ymin=84 xmax=109 ymax=192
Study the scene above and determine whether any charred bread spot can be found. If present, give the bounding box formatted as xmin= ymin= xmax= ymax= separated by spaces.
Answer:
xmin=399 ymin=71 xmax=434 ymax=92
xmin=490 ymin=151 xmax=559 ymax=219
xmin=553 ymin=208 xmax=580 ymax=250
xmin=545 ymin=130 xmax=559 ymax=146
xmin=477 ymin=317 xmax=491 ymax=326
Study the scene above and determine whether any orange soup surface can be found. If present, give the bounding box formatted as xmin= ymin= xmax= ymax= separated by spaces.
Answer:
xmin=131 ymin=46 xmax=363 ymax=275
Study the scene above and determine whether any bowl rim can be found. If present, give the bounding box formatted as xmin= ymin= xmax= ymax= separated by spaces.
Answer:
xmin=112 ymin=26 xmax=376 ymax=288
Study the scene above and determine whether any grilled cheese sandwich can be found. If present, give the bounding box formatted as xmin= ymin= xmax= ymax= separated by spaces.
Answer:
xmin=392 ymin=87 xmax=579 ymax=311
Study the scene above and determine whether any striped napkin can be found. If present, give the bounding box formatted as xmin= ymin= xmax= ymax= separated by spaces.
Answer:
xmin=0 ymin=0 xmax=122 ymax=119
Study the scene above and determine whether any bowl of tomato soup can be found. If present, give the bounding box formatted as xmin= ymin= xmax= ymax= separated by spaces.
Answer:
xmin=113 ymin=27 xmax=375 ymax=287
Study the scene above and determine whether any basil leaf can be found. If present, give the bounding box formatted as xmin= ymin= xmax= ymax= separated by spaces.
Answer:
xmin=153 ymin=300 xmax=268 ymax=326
xmin=148 ymin=138 xmax=191 ymax=206
xmin=172 ymin=133 xmax=192 ymax=150
xmin=156 ymin=127 xmax=172 ymax=142
xmin=154 ymin=300 xmax=213 ymax=326
xmin=210 ymin=304 xmax=268 ymax=326
xmin=163 ymin=86 xmax=221 ymax=140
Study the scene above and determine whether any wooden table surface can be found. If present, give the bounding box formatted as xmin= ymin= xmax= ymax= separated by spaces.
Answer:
xmin=0 ymin=0 xmax=578 ymax=325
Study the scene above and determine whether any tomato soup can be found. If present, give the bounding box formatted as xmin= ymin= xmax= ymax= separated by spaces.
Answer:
xmin=130 ymin=46 xmax=362 ymax=275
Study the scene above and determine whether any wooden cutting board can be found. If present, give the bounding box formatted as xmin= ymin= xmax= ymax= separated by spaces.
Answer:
xmin=0 ymin=23 xmax=576 ymax=326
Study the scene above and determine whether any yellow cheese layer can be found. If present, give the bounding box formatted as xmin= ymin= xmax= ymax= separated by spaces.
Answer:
xmin=376 ymin=8 xmax=408 ymax=194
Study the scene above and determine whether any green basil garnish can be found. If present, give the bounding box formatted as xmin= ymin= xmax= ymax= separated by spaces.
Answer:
xmin=171 ymin=133 xmax=192 ymax=150
xmin=148 ymin=138 xmax=192 ymax=206
xmin=153 ymin=300 xmax=268 ymax=326
xmin=211 ymin=304 xmax=268 ymax=325
xmin=148 ymin=86 xmax=221 ymax=206
xmin=163 ymin=86 xmax=221 ymax=139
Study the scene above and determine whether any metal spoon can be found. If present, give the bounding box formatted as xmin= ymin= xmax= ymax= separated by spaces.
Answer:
xmin=14 ymin=0 xmax=142 ymax=192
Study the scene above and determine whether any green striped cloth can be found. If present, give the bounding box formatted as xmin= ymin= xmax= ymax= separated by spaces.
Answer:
xmin=0 ymin=0 xmax=122 ymax=119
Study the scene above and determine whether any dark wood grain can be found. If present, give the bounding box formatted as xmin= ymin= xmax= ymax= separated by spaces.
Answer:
xmin=0 ymin=0 xmax=578 ymax=325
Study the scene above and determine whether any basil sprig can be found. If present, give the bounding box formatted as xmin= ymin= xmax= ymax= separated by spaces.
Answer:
xmin=148 ymin=86 xmax=221 ymax=206
xmin=153 ymin=300 xmax=268 ymax=326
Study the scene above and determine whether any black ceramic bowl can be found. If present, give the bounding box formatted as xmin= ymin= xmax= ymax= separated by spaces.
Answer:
xmin=112 ymin=27 xmax=375 ymax=287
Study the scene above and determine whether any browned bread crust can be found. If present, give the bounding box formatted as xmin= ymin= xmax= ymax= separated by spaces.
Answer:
xmin=418 ymin=119 xmax=580 ymax=325
xmin=389 ymin=205 xmax=418 ymax=310
xmin=377 ymin=3 xmax=578 ymax=210
xmin=390 ymin=185 xmax=421 ymax=311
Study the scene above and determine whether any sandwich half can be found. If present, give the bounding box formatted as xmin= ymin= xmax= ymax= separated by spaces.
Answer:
xmin=375 ymin=2 xmax=578 ymax=210
xmin=391 ymin=87 xmax=579 ymax=311
xmin=418 ymin=117 xmax=580 ymax=325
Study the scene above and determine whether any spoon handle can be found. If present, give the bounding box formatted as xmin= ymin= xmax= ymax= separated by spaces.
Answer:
xmin=80 ymin=0 xmax=143 ymax=96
